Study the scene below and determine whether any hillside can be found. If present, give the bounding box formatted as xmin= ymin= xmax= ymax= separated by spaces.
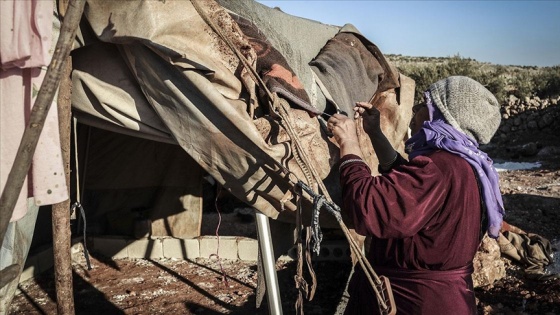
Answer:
xmin=385 ymin=54 xmax=560 ymax=161
xmin=386 ymin=54 xmax=541 ymax=69
xmin=385 ymin=54 xmax=559 ymax=104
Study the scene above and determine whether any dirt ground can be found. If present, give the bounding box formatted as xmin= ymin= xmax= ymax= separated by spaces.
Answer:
xmin=8 ymin=131 xmax=560 ymax=314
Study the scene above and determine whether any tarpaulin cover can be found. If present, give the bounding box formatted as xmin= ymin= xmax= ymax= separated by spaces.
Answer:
xmin=71 ymin=0 xmax=414 ymax=227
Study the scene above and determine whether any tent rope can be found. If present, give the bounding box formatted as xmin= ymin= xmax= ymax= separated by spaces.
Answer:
xmin=70 ymin=202 xmax=91 ymax=270
xmin=275 ymin=88 xmax=395 ymax=314
xmin=72 ymin=117 xmax=92 ymax=270
xmin=191 ymin=1 xmax=395 ymax=314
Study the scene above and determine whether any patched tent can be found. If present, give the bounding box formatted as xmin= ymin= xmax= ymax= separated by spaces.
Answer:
xmin=69 ymin=0 xmax=414 ymax=237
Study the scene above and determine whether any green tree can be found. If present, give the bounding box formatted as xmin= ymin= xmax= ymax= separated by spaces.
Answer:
xmin=535 ymin=66 xmax=560 ymax=98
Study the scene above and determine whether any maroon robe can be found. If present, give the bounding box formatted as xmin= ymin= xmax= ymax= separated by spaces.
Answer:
xmin=340 ymin=151 xmax=482 ymax=315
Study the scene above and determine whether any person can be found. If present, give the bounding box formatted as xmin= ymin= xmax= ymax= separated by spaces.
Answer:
xmin=327 ymin=76 xmax=505 ymax=315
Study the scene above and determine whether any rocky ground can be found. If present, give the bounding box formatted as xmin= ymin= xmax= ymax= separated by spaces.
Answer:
xmin=8 ymin=106 xmax=560 ymax=314
xmin=474 ymin=125 xmax=560 ymax=315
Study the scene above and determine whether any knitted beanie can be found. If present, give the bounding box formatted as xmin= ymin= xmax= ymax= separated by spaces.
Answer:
xmin=428 ymin=76 xmax=501 ymax=144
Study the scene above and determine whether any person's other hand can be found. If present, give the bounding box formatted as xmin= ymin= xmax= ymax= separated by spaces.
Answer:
xmin=354 ymin=101 xmax=382 ymax=135
xmin=327 ymin=114 xmax=359 ymax=147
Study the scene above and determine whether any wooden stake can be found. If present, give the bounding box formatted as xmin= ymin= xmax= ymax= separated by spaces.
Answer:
xmin=52 ymin=49 xmax=75 ymax=315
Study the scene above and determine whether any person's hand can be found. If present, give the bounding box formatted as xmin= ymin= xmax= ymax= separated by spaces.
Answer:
xmin=354 ymin=102 xmax=397 ymax=168
xmin=354 ymin=101 xmax=382 ymax=135
xmin=327 ymin=114 xmax=359 ymax=147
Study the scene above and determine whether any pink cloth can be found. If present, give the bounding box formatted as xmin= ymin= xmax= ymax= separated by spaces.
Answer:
xmin=0 ymin=0 xmax=53 ymax=70
xmin=1 ymin=0 xmax=68 ymax=222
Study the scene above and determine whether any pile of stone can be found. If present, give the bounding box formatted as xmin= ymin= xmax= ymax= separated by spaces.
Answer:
xmin=485 ymin=95 xmax=560 ymax=159
xmin=495 ymin=95 xmax=560 ymax=142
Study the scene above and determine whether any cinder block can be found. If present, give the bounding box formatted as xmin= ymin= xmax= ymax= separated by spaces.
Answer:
xmin=276 ymin=241 xmax=351 ymax=262
xmin=237 ymin=238 xmax=258 ymax=261
xmin=126 ymin=238 xmax=164 ymax=259
xmin=19 ymin=256 xmax=39 ymax=283
xmin=91 ymin=236 xmax=128 ymax=259
xmin=315 ymin=240 xmax=350 ymax=262
xmin=70 ymin=242 xmax=85 ymax=262
xmin=199 ymin=236 xmax=238 ymax=260
xmin=162 ymin=238 xmax=200 ymax=260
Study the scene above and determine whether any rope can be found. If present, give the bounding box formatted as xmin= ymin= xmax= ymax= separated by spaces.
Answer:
xmin=72 ymin=117 xmax=92 ymax=270
xmin=190 ymin=2 xmax=395 ymax=313
xmin=298 ymin=181 xmax=339 ymax=255
xmin=298 ymin=180 xmax=394 ymax=313
xmin=70 ymin=202 xmax=91 ymax=270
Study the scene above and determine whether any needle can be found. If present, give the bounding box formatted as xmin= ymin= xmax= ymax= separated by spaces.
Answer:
xmin=321 ymin=111 xmax=347 ymax=118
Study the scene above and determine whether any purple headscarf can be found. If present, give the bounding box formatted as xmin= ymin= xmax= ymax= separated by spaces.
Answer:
xmin=405 ymin=92 xmax=504 ymax=238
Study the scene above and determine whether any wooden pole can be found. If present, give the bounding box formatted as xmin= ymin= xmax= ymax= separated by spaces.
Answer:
xmin=52 ymin=50 xmax=75 ymax=315
xmin=0 ymin=0 xmax=85 ymax=250
xmin=0 ymin=264 xmax=20 ymax=289
xmin=52 ymin=0 xmax=78 ymax=313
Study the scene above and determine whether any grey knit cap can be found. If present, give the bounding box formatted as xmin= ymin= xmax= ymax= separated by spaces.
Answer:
xmin=428 ymin=76 xmax=501 ymax=144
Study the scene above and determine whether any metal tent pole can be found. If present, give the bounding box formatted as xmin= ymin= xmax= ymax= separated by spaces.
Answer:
xmin=255 ymin=211 xmax=283 ymax=315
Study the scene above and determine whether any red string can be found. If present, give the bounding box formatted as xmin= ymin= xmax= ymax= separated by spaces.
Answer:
xmin=210 ymin=185 xmax=229 ymax=287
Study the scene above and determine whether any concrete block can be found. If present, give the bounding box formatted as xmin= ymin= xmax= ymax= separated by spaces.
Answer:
xmin=19 ymin=256 xmax=39 ymax=283
xmin=91 ymin=236 xmax=128 ymax=259
xmin=199 ymin=236 xmax=238 ymax=260
xmin=70 ymin=241 xmax=85 ymax=262
xmin=162 ymin=238 xmax=200 ymax=260
xmin=237 ymin=238 xmax=258 ymax=261
xmin=126 ymin=238 xmax=164 ymax=259
xmin=315 ymin=240 xmax=350 ymax=262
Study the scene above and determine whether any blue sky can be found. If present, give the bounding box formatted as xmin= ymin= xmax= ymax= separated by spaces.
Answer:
xmin=257 ymin=1 xmax=560 ymax=67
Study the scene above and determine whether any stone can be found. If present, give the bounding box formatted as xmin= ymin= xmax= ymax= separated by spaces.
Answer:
xmin=537 ymin=146 xmax=560 ymax=157
xmin=508 ymin=95 xmax=519 ymax=104
xmin=473 ymin=235 xmax=506 ymax=288
xmin=527 ymin=120 xmax=538 ymax=129
xmin=519 ymin=142 xmax=539 ymax=156
xmin=538 ymin=114 xmax=554 ymax=128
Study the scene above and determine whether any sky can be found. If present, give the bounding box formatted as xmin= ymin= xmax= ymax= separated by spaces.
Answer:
xmin=257 ymin=1 xmax=560 ymax=67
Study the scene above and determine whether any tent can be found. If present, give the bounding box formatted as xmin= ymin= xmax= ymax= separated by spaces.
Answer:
xmin=0 ymin=0 xmax=414 ymax=312
xmin=70 ymin=0 xmax=414 ymax=235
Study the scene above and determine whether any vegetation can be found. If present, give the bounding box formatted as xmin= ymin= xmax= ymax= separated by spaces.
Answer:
xmin=386 ymin=54 xmax=560 ymax=102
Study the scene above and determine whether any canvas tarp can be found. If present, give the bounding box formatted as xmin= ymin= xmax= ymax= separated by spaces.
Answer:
xmin=71 ymin=0 xmax=414 ymax=228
